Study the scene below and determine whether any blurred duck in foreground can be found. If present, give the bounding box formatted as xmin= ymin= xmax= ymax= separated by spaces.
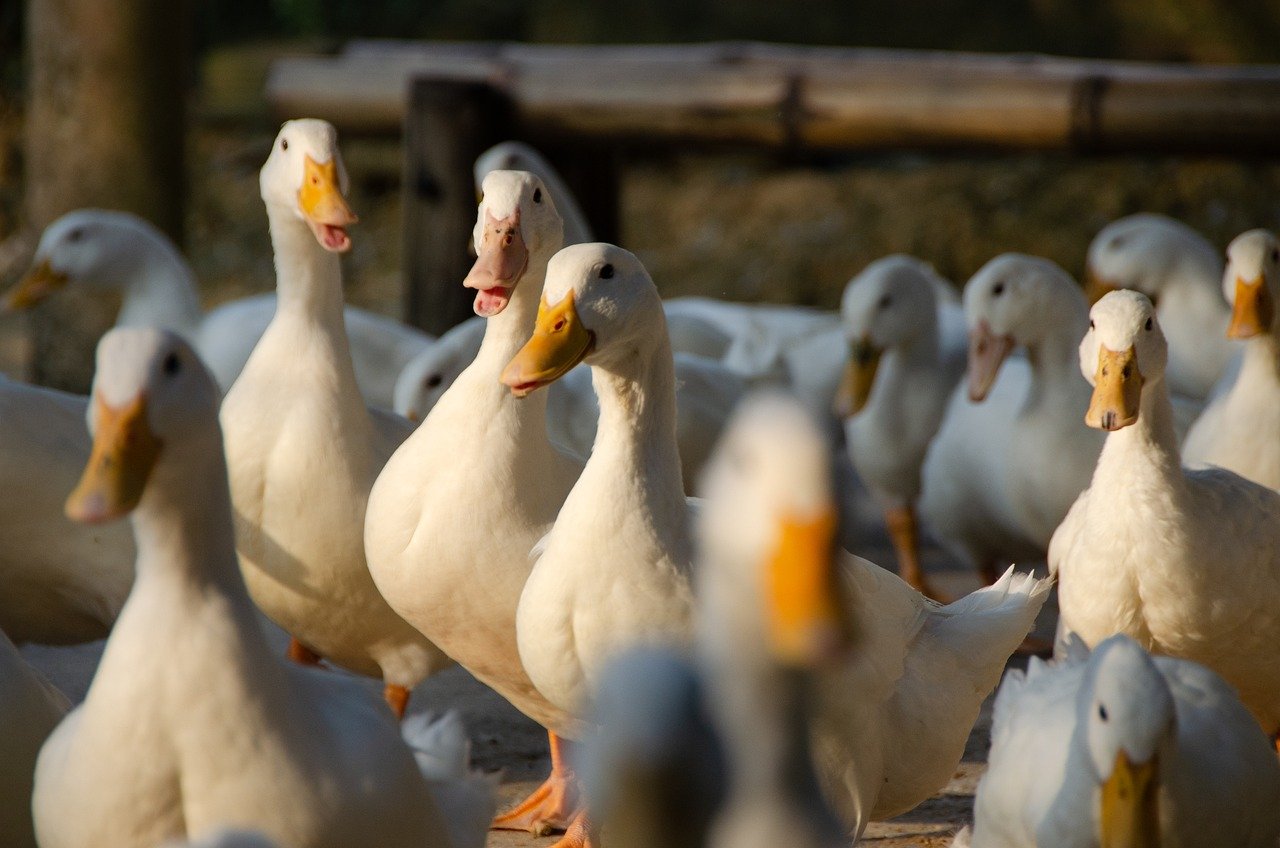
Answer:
xmin=32 ymin=328 xmax=472 ymax=848
xmin=7 ymin=208 xmax=434 ymax=407
xmin=961 ymin=635 xmax=1280 ymax=848
xmin=834 ymin=255 xmax=965 ymax=599
xmin=1050 ymin=290 xmax=1280 ymax=737
xmin=0 ymin=628 xmax=67 ymax=848
xmin=220 ymin=119 xmax=450 ymax=718
xmin=1181 ymin=228 xmax=1280 ymax=490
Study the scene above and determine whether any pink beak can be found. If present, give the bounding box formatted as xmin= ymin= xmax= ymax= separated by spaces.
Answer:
xmin=463 ymin=209 xmax=528 ymax=317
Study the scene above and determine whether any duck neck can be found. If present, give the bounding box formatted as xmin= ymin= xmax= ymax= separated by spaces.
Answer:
xmin=1092 ymin=378 xmax=1182 ymax=493
xmin=1240 ymin=331 xmax=1280 ymax=383
xmin=1022 ymin=315 xmax=1088 ymax=412
xmin=117 ymin=237 xmax=204 ymax=336
xmin=130 ymin=429 xmax=262 ymax=613
xmin=587 ymin=325 xmax=686 ymax=525
xmin=266 ymin=207 xmax=349 ymax=340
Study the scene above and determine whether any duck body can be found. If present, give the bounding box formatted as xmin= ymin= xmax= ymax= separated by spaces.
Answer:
xmin=34 ymin=328 xmax=450 ymax=848
xmin=1182 ymin=229 xmax=1280 ymax=490
xmin=367 ymin=170 xmax=581 ymax=733
xmin=970 ymin=636 xmax=1280 ymax=848
xmin=12 ymin=208 xmax=434 ymax=407
xmin=1052 ymin=290 xmax=1280 ymax=734
xmin=0 ymin=377 xmax=134 ymax=644
xmin=0 ymin=630 xmax=67 ymax=848
xmin=221 ymin=120 xmax=448 ymax=692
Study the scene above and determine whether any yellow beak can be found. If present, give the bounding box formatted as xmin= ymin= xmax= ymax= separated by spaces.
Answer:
xmin=1227 ymin=275 xmax=1274 ymax=339
xmin=1099 ymin=750 xmax=1160 ymax=848
xmin=501 ymin=292 xmax=594 ymax=398
xmin=765 ymin=505 xmax=853 ymax=667
xmin=1084 ymin=265 xmax=1119 ymax=306
xmin=298 ymin=154 xmax=357 ymax=253
xmin=832 ymin=338 xmax=881 ymax=418
xmin=967 ymin=321 xmax=1015 ymax=403
xmin=65 ymin=394 xmax=162 ymax=524
xmin=4 ymin=258 xmax=68 ymax=311
xmin=1086 ymin=345 xmax=1143 ymax=431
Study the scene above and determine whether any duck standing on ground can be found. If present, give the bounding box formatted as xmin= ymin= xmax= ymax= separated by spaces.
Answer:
xmin=1181 ymin=229 xmax=1280 ymax=490
xmin=367 ymin=170 xmax=586 ymax=836
xmin=1050 ymin=290 xmax=1280 ymax=736
xmin=835 ymin=255 xmax=965 ymax=598
xmin=33 ymin=328 xmax=458 ymax=848
xmin=221 ymin=119 xmax=450 ymax=717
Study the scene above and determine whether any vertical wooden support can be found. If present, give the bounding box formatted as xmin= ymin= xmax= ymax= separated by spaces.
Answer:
xmin=402 ymin=78 xmax=514 ymax=336
xmin=25 ymin=0 xmax=190 ymax=391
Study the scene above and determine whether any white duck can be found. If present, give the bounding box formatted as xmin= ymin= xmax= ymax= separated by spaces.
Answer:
xmin=1085 ymin=213 xmax=1235 ymax=400
xmin=698 ymin=393 xmax=1051 ymax=833
xmin=367 ymin=169 xmax=586 ymax=835
xmin=1050 ymin=289 xmax=1280 ymax=735
xmin=0 ymin=377 xmax=134 ymax=644
xmin=500 ymin=242 xmax=698 ymax=847
xmin=963 ymin=254 xmax=1103 ymax=548
xmin=0 ymin=629 xmax=67 ymax=848
xmin=220 ymin=119 xmax=450 ymax=717
xmin=475 ymin=142 xmax=594 ymax=248
xmin=835 ymin=255 xmax=966 ymax=598
xmin=1181 ymin=229 xmax=1280 ymax=490
xmin=33 ymin=327 xmax=458 ymax=848
xmin=967 ymin=634 xmax=1280 ymax=848
xmin=9 ymin=208 xmax=433 ymax=407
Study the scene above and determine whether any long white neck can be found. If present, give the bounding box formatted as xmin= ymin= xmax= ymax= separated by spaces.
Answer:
xmin=1090 ymin=375 xmax=1182 ymax=497
xmin=128 ymin=426 xmax=269 ymax=645
xmin=267 ymin=209 xmax=348 ymax=331
xmin=1022 ymin=312 xmax=1089 ymax=414
xmin=585 ymin=323 xmax=687 ymax=535
xmin=1239 ymin=331 xmax=1280 ymax=384
xmin=115 ymin=236 xmax=204 ymax=337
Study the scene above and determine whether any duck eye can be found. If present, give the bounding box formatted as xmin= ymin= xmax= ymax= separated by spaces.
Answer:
xmin=533 ymin=188 xmax=542 ymax=203
xmin=67 ymin=228 xmax=84 ymax=243
xmin=280 ymin=138 xmax=289 ymax=151
xmin=1144 ymin=317 xmax=1153 ymax=331
xmin=992 ymin=282 xmax=1005 ymax=296
xmin=1089 ymin=320 xmax=1095 ymax=330
xmin=600 ymin=263 xmax=614 ymax=279
xmin=162 ymin=352 xmax=181 ymax=377
xmin=878 ymin=295 xmax=892 ymax=310
xmin=1098 ymin=703 xmax=1108 ymax=722
xmin=1271 ymin=248 xmax=1278 ymax=263
xmin=425 ymin=374 xmax=442 ymax=389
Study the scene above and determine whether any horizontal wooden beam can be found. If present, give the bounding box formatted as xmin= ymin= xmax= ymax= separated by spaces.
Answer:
xmin=266 ymin=41 xmax=1280 ymax=155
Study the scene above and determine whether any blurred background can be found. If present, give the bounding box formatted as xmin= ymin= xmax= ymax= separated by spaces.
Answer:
xmin=3 ymin=0 xmax=1280 ymax=389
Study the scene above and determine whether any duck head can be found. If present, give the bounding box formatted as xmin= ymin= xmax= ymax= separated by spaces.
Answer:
xmin=834 ymin=255 xmax=945 ymax=417
xmin=259 ymin=119 xmax=357 ymax=253
xmin=1079 ymin=636 xmax=1174 ymax=848
xmin=964 ymin=253 xmax=1085 ymax=402
xmin=1083 ymin=213 xmax=1218 ymax=307
xmin=500 ymin=243 xmax=656 ymax=397
xmin=1223 ymin=229 xmax=1279 ymax=340
xmin=698 ymin=393 xmax=854 ymax=669
xmin=464 ymin=170 xmax=563 ymax=318
xmin=66 ymin=328 xmax=219 ymax=523
xmin=5 ymin=209 xmax=171 ymax=311
xmin=1080 ymin=291 xmax=1166 ymax=431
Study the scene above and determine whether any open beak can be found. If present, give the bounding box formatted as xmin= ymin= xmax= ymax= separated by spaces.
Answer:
xmin=832 ymin=338 xmax=881 ymax=418
xmin=501 ymin=291 xmax=594 ymax=397
xmin=968 ymin=321 xmax=1015 ymax=403
xmin=4 ymin=258 xmax=68 ymax=311
xmin=1099 ymin=750 xmax=1160 ymax=848
xmin=1084 ymin=264 xmax=1119 ymax=306
xmin=1086 ymin=345 xmax=1143 ymax=431
xmin=1227 ymin=275 xmax=1274 ymax=339
xmin=464 ymin=209 xmax=528 ymax=317
xmin=765 ymin=505 xmax=853 ymax=667
xmin=298 ymin=154 xmax=357 ymax=253
xmin=65 ymin=394 xmax=162 ymax=524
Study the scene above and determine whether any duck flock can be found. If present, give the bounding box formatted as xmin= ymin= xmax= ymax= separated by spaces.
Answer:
xmin=1 ymin=117 xmax=1279 ymax=848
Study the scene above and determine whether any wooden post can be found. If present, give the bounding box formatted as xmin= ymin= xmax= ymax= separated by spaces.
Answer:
xmin=550 ymin=146 xmax=621 ymax=245
xmin=25 ymin=0 xmax=190 ymax=391
xmin=402 ymin=78 xmax=514 ymax=336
